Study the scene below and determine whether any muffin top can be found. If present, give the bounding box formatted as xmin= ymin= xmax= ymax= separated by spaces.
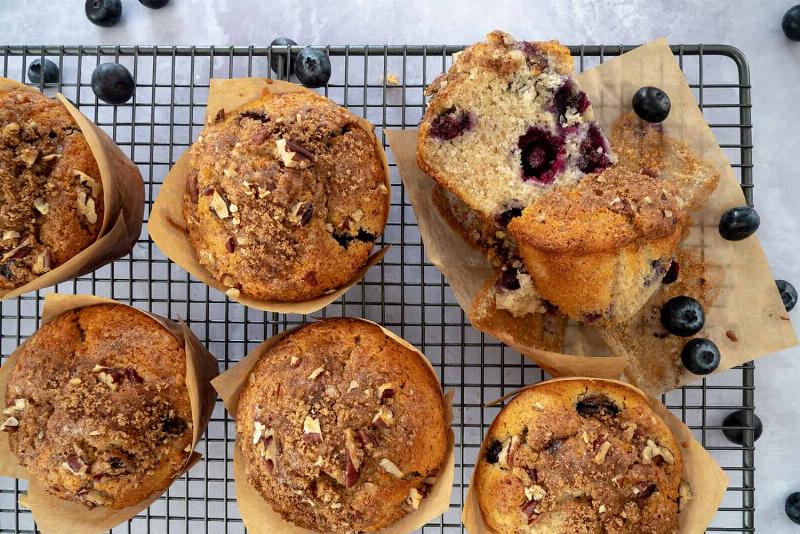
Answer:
xmin=3 ymin=304 xmax=192 ymax=509
xmin=508 ymin=167 xmax=683 ymax=254
xmin=184 ymin=90 xmax=389 ymax=302
xmin=474 ymin=379 xmax=687 ymax=534
xmin=0 ymin=89 xmax=103 ymax=290
xmin=236 ymin=318 xmax=449 ymax=533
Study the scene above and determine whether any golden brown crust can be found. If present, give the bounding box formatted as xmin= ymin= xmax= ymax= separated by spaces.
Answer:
xmin=0 ymin=90 xmax=103 ymax=290
xmin=184 ymin=91 xmax=389 ymax=301
xmin=4 ymin=304 xmax=192 ymax=509
xmin=508 ymin=168 xmax=683 ymax=255
xmin=610 ymin=113 xmax=720 ymax=212
xmin=474 ymin=379 xmax=683 ymax=534
xmin=236 ymin=318 xmax=448 ymax=533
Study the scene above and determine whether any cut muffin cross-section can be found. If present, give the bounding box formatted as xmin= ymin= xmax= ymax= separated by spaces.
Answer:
xmin=417 ymin=30 xmax=614 ymax=227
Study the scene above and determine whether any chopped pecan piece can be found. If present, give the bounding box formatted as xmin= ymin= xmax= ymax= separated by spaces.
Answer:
xmin=303 ymin=416 xmax=322 ymax=443
xmin=209 ymin=190 xmax=230 ymax=219
xmin=678 ymin=481 xmax=692 ymax=510
xmin=0 ymin=416 xmax=19 ymax=432
xmin=379 ymin=458 xmax=403 ymax=478
xmin=406 ymin=487 xmax=423 ymax=510
xmin=3 ymin=398 xmax=26 ymax=415
xmin=372 ymin=407 xmax=394 ymax=429
xmin=520 ymin=499 xmax=540 ymax=524
xmin=344 ymin=429 xmax=362 ymax=488
xmin=593 ymin=441 xmax=611 ymax=464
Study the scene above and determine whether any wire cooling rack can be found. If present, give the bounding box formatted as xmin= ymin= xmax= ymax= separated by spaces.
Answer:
xmin=0 ymin=43 xmax=755 ymax=533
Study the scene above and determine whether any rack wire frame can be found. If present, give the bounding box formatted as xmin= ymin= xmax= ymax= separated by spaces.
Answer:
xmin=0 ymin=43 xmax=755 ymax=533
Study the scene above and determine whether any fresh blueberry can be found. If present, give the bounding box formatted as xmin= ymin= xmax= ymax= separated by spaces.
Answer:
xmin=27 ymin=59 xmax=60 ymax=84
xmin=270 ymin=38 xmax=298 ymax=77
xmin=139 ymin=0 xmax=170 ymax=7
xmin=662 ymin=259 xmax=680 ymax=284
xmin=632 ymin=86 xmax=671 ymax=123
xmin=721 ymin=409 xmax=762 ymax=445
xmin=294 ymin=47 xmax=332 ymax=88
xmin=718 ymin=206 xmax=760 ymax=241
xmin=777 ymin=279 xmax=798 ymax=312
xmin=429 ymin=107 xmax=475 ymax=140
xmin=787 ymin=492 xmax=800 ymax=525
xmin=681 ymin=338 xmax=720 ymax=375
xmin=85 ymin=0 xmax=122 ymax=27
xmin=660 ymin=296 xmax=705 ymax=337
xmin=91 ymin=63 xmax=135 ymax=105
xmin=783 ymin=5 xmax=800 ymax=41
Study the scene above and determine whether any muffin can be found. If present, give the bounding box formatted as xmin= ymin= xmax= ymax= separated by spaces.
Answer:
xmin=0 ymin=89 xmax=103 ymax=290
xmin=474 ymin=379 xmax=688 ymax=534
xmin=417 ymin=30 xmax=613 ymax=225
xmin=509 ymin=167 xmax=685 ymax=324
xmin=610 ymin=113 xmax=719 ymax=212
xmin=184 ymin=90 xmax=389 ymax=301
xmin=2 ymin=304 xmax=192 ymax=509
xmin=236 ymin=318 xmax=449 ymax=533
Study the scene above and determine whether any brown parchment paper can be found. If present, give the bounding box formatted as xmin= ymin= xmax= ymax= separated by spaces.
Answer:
xmin=0 ymin=79 xmax=145 ymax=301
xmin=387 ymin=38 xmax=798 ymax=393
xmin=0 ymin=293 xmax=219 ymax=534
xmin=149 ymin=78 xmax=391 ymax=314
xmin=461 ymin=377 xmax=728 ymax=534
xmin=212 ymin=318 xmax=456 ymax=534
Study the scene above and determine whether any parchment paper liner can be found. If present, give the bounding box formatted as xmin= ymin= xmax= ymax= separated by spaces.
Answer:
xmin=461 ymin=377 xmax=728 ymax=534
xmin=149 ymin=78 xmax=392 ymax=314
xmin=212 ymin=318 xmax=456 ymax=534
xmin=0 ymin=78 xmax=145 ymax=300
xmin=0 ymin=293 xmax=219 ymax=534
xmin=387 ymin=38 xmax=798 ymax=393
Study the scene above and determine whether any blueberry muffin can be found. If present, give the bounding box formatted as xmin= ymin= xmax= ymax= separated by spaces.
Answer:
xmin=417 ymin=31 xmax=613 ymax=226
xmin=610 ymin=113 xmax=719 ymax=212
xmin=2 ymin=304 xmax=192 ymax=509
xmin=509 ymin=167 xmax=684 ymax=324
xmin=184 ymin=90 xmax=389 ymax=301
xmin=474 ymin=379 xmax=688 ymax=534
xmin=0 ymin=89 xmax=103 ymax=290
xmin=236 ymin=318 xmax=449 ymax=533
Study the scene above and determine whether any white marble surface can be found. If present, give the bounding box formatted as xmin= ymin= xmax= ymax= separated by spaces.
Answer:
xmin=3 ymin=0 xmax=800 ymax=531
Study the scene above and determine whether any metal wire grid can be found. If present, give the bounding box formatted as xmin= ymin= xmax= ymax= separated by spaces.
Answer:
xmin=0 ymin=43 xmax=754 ymax=533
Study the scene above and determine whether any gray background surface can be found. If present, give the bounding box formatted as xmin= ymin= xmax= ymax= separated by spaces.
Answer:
xmin=2 ymin=0 xmax=800 ymax=531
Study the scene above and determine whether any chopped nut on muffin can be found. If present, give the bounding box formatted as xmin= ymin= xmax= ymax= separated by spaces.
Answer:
xmin=4 ymin=304 xmax=192 ymax=509
xmin=184 ymin=90 xmax=389 ymax=302
xmin=0 ymin=90 xmax=103 ymax=290
xmin=236 ymin=318 xmax=449 ymax=533
xmin=474 ymin=379 xmax=685 ymax=534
